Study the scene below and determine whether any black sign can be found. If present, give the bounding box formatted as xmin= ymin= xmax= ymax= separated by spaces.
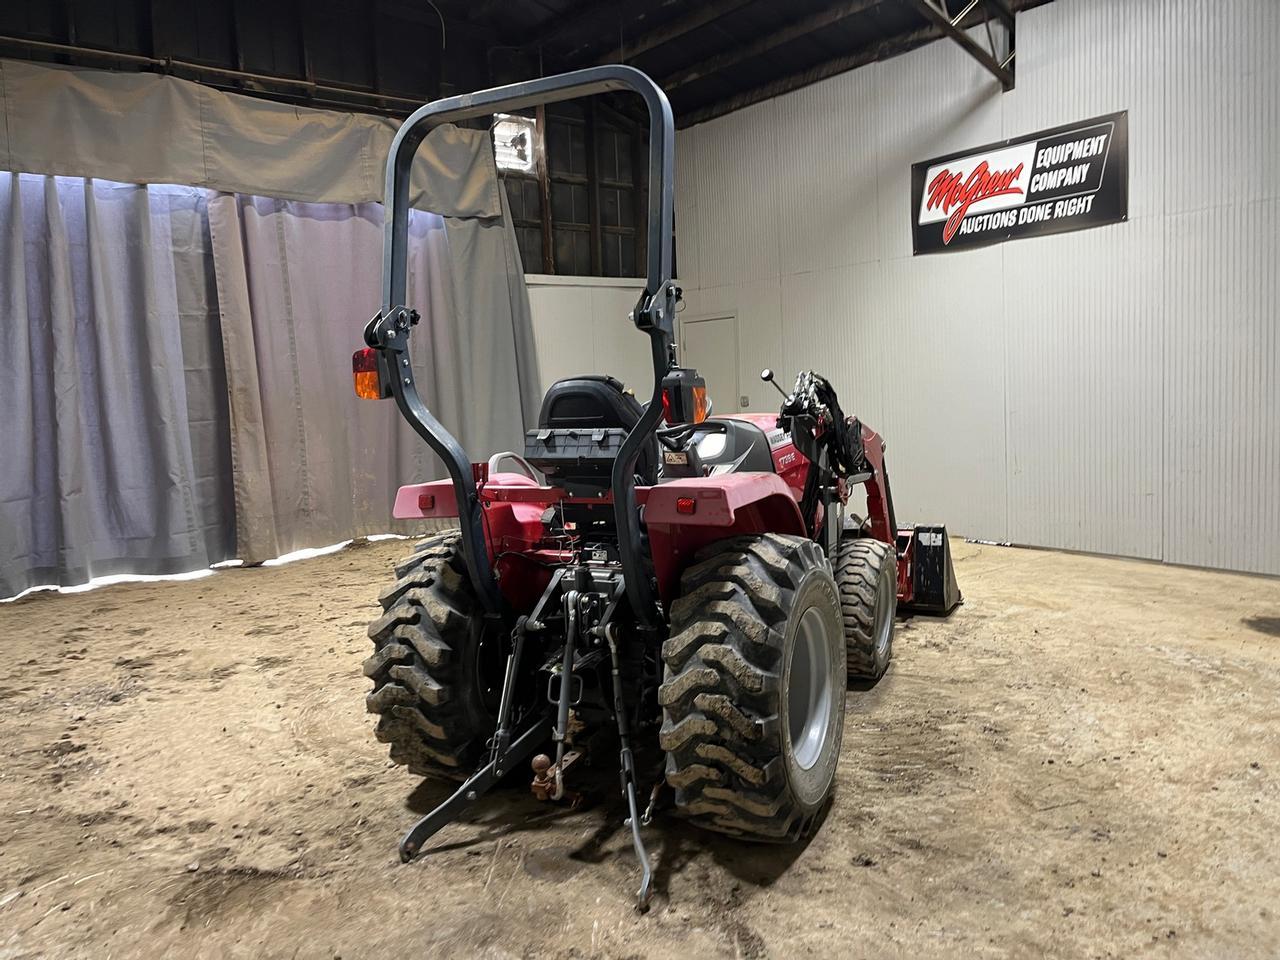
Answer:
xmin=911 ymin=111 xmax=1128 ymax=254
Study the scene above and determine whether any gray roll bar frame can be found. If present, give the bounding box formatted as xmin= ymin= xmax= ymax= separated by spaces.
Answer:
xmin=367 ymin=65 xmax=677 ymax=624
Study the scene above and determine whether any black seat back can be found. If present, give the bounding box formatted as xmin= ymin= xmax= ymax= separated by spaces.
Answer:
xmin=526 ymin=376 xmax=658 ymax=491
xmin=538 ymin=375 xmax=643 ymax=430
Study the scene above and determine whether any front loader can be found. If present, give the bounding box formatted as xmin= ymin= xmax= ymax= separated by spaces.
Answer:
xmin=353 ymin=65 xmax=960 ymax=909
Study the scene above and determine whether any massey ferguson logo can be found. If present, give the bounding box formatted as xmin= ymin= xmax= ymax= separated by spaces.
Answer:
xmin=912 ymin=112 xmax=1128 ymax=254
xmin=926 ymin=160 xmax=1026 ymax=244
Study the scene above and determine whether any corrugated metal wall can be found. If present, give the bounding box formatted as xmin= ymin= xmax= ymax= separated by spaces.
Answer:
xmin=526 ymin=276 xmax=653 ymax=393
xmin=675 ymin=0 xmax=1280 ymax=576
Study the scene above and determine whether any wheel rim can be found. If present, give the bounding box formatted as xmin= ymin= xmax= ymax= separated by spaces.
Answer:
xmin=874 ymin=571 xmax=894 ymax=660
xmin=788 ymin=606 xmax=835 ymax=771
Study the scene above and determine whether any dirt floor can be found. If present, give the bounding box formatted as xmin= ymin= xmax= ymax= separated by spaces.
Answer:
xmin=2 ymin=538 xmax=1279 ymax=959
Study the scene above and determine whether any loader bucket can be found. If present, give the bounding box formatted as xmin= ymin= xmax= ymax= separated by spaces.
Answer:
xmin=897 ymin=525 xmax=963 ymax=615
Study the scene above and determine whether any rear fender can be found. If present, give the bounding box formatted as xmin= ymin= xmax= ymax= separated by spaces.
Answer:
xmin=393 ymin=479 xmax=457 ymax=519
xmin=645 ymin=473 xmax=808 ymax=603
xmin=393 ymin=473 xmax=540 ymax=520
xmin=394 ymin=475 xmax=550 ymax=611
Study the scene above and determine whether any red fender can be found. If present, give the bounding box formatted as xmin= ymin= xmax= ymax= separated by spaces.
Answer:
xmin=644 ymin=473 xmax=807 ymax=603
xmin=393 ymin=479 xmax=457 ymax=519
xmin=392 ymin=473 xmax=542 ymax=521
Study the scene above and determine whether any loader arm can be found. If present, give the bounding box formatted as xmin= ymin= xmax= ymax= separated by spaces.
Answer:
xmin=856 ymin=422 xmax=898 ymax=545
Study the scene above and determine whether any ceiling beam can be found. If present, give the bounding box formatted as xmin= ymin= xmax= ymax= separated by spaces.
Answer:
xmin=662 ymin=0 xmax=885 ymax=90
xmin=591 ymin=0 xmax=757 ymax=65
xmin=677 ymin=24 xmax=938 ymax=127
xmin=521 ymin=0 xmax=617 ymax=51
xmin=676 ymin=0 xmax=1040 ymax=126
xmin=984 ymin=0 xmax=1015 ymax=26
xmin=902 ymin=0 xmax=1014 ymax=89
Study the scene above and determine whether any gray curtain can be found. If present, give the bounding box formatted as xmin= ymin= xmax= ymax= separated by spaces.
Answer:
xmin=1 ymin=57 xmax=491 ymax=211
xmin=0 ymin=123 xmax=537 ymax=589
xmin=0 ymin=174 xmax=234 ymax=597
xmin=206 ymin=126 xmax=540 ymax=563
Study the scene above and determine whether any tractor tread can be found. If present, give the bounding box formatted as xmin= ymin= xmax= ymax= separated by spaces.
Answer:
xmin=679 ymin=558 xmax=786 ymax=618
xmin=389 ymin=663 xmax=448 ymax=705
xmin=364 ymin=533 xmax=486 ymax=782
xmin=394 ymin=537 xmax=457 ymax=577
xmin=658 ymin=714 xmax=718 ymax=753
xmin=835 ymin=536 xmax=897 ymax=679
xmin=693 ymin=743 xmax=770 ymax=786
xmin=362 ymin=642 xmax=411 ymax=678
xmin=656 ymin=667 xmax=719 ymax=706
xmin=378 ymin=569 xmax=436 ymax=609
xmin=666 ymin=763 xmax=724 ymax=790
xmin=391 ymin=622 xmax=451 ymax=668
xmin=661 ymin=534 xmax=841 ymax=843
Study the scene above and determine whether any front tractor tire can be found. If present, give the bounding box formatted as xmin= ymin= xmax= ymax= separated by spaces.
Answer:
xmin=364 ymin=533 xmax=496 ymax=781
xmin=835 ymin=537 xmax=898 ymax=679
xmin=660 ymin=534 xmax=846 ymax=841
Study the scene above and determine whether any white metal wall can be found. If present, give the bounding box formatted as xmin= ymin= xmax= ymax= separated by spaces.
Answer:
xmin=525 ymin=275 xmax=653 ymax=394
xmin=675 ymin=0 xmax=1280 ymax=576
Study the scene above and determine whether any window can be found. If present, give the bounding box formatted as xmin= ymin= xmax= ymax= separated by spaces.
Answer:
xmin=492 ymin=114 xmax=537 ymax=175
xmin=497 ymin=103 xmax=648 ymax=279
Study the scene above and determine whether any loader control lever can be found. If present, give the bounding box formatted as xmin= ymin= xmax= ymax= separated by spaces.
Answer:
xmin=776 ymin=370 xmax=866 ymax=480
xmin=774 ymin=369 xmax=874 ymax=548
xmin=760 ymin=367 xmax=789 ymax=401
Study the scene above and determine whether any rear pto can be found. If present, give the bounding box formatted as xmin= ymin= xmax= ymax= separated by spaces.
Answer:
xmin=354 ymin=65 xmax=959 ymax=909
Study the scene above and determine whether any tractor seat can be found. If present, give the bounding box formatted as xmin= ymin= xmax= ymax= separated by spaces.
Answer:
xmin=538 ymin=375 xmax=643 ymax=431
xmin=524 ymin=376 xmax=658 ymax=491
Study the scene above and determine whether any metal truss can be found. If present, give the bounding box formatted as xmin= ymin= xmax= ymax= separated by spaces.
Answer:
xmin=904 ymin=0 xmax=1017 ymax=90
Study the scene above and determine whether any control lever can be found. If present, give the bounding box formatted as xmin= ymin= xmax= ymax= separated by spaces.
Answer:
xmin=760 ymin=368 xmax=789 ymax=401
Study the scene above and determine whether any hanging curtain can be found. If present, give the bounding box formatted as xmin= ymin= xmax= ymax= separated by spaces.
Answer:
xmin=0 ymin=174 xmax=235 ymax=597
xmin=1 ymin=59 xmax=542 ymax=586
xmin=206 ymin=196 xmax=440 ymax=561
xmin=206 ymin=127 xmax=541 ymax=563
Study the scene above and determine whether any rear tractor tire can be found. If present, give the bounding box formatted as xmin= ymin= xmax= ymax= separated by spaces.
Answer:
xmin=660 ymin=534 xmax=846 ymax=841
xmin=835 ymin=536 xmax=897 ymax=679
xmin=363 ymin=533 xmax=497 ymax=781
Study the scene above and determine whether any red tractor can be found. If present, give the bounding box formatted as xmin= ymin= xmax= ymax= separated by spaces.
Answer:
xmin=354 ymin=66 xmax=959 ymax=909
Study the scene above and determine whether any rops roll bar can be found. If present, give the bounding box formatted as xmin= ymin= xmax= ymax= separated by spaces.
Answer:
xmin=366 ymin=65 xmax=678 ymax=623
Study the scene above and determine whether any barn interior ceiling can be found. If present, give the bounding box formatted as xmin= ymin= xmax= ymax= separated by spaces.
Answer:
xmin=0 ymin=0 xmax=1049 ymax=127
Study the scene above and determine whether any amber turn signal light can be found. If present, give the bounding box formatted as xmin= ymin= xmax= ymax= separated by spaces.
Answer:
xmin=660 ymin=368 xmax=709 ymax=424
xmin=353 ymin=347 xmax=388 ymax=400
xmin=689 ymin=385 xmax=708 ymax=424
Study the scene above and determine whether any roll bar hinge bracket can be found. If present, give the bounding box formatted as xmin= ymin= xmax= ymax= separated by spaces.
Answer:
xmin=364 ymin=306 xmax=420 ymax=350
